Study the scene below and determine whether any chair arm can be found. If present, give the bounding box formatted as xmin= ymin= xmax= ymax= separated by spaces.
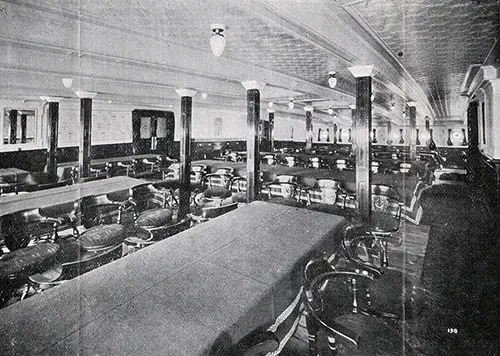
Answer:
xmin=225 ymin=330 xmax=279 ymax=356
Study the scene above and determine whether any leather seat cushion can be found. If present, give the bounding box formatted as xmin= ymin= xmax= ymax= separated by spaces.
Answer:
xmin=78 ymin=223 xmax=128 ymax=251
xmin=0 ymin=243 xmax=60 ymax=279
xmin=136 ymin=208 xmax=173 ymax=228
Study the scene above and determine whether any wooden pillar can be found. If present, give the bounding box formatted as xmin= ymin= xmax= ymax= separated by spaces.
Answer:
xmin=305 ymin=106 xmax=313 ymax=153
xmin=348 ymin=65 xmax=374 ymax=224
xmin=131 ymin=110 xmax=141 ymax=155
xmin=175 ymin=89 xmax=197 ymax=219
xmin=41 ymin=97 xmax=62 ymax=182
xmin=349 ymin=104 xmax=356 ymax=147
xmin=75 ymin=91 xmax=96 ymax=179
xmin=242 ymin=80 xmax=266 ymax=203
xmin=9 ymin=109 xmax=17 ymax=144
xmin=268 ymin=109 xmax=275 ymax=152
xmin=386 ymin=121 xmax=392 ymax=146
xmin=150 ymin=116 xmax=158 ymax=151
xmin=467 ymin=101 xmax=479 ymax=155
xmin=20 ymin=113 xmax=27 ymax=143
xmin=408 ymin=101 xmax=417 ymax=160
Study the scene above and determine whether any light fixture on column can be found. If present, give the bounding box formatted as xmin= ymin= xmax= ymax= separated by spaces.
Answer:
xmin=328 ymin=71 xmax=337 ymax=88
xmin=62 ymin=78 xmax=73 ymax=88
xmin=371 ymin=93 xmax=375 ymax=102
xmin=210 ymin=24 xmax=226 ymax=57
xmin=288 ymin=98 xmax=294 ymax=110
xmin=327 ymin=106 xmax=334 ymax=115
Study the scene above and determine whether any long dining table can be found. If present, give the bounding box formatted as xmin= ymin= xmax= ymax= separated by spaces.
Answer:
xmin=0 ymin=201 xmax=348 ymax=355
xmin=0 ymin=176 xmax=147 ymax=216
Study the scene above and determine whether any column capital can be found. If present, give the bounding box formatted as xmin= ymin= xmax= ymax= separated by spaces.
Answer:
xmin=175 ymin=88 xmax=197 ymax=97
xmin=303 ymin=105 xmax=314 ymax=113
xmin=75 ymin=91 xmax=97 ymax=99
xmin=407 ymin=101 xmax=417 ymax=107
xmin=241 ymin=80 xmax=266 ymax=91
xmin=347 ymin=65 xmax=375 ymax=78
xmin=40 ymin=96 xmax=63 ymax=103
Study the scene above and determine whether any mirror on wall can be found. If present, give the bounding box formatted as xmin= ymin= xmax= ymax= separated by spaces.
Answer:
xmin=3 ymin=109 xmax=37 ymax=144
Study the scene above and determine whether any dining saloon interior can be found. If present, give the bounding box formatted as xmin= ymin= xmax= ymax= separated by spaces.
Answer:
xmin=0 ymin=0 xmax=499 ymax=355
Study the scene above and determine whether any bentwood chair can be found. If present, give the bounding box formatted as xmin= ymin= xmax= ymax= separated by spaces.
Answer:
xmin=0 ymin=209 xmax=61 ymax=251
xmin=302 ymin=259 xmax=415 ymax=356
xmin=333 ymin=225 xmax=417 ymax=320
xmin=204 ymin=173 xmax=233 ymax=190
xmin=0 ymin=243 xmax=61 ymax=307
xmin=301 ymin=179 xmax=340 ymax=206
xmin=79 ymin=195 xmax=126 ymax=229
xmin=129 ymin=183 xmax=175 ymax=231
xmin=187 ymin=202 xmax=238 ymax=225
xmin=121 ymin=218 xmax=191 ymax=256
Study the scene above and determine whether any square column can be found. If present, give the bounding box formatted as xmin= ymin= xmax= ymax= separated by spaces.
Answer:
xmin=41 ymin=96 xmax=62 ymax=183
xmin=242 ymin=80 xmax=266 ymax=203
xmin=176 ymin=89 xmax=197 ymax=219
xmin=75 ymin=91 xmax=97 ymax=179
xmin=348 ymin=65 xmax=374 ymax=223
xmin=408 ymin=101 xmax=417 ymax=160
xmin=268 ymin=109 xmax=275 ymax=153
xmin=9 ymin=110 xmax=17 ymax=144
xmin=304 ymin=105 xmax=313 ymax=153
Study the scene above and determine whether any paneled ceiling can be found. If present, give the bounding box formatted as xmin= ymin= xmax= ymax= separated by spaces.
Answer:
xmin=0 ymin=0 xmax=498 ymax=126
xmin=343 ymin=0 xmax=499 ymax=120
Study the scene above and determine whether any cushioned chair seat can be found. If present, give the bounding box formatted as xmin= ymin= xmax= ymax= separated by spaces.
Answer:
xmin=78 ymin=223 xmax=128 ymax=251
xmin=0 ymin=243 xmax=60 ymax=279
xmin=136 ymin=208 xmax=173 ymax=228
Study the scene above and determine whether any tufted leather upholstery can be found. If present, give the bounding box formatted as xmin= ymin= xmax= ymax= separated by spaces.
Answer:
xmin=136 ymin=208 xmax=173 ymax=228
xmin=0 ymin=243 xmax=60 ymax=279
xmin=78 ymin=224 xmax=128 ymax=251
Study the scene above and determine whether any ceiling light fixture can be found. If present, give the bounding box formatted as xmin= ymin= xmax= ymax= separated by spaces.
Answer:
xmin=210 ymin=24 xmax=226 ymax=57
xmin=201 ymin=93 xmax=208 ymax=100
xmin=62 ymin=78 xmax=73 ymax=88
xmin=288 ymin=98 xmax=294 ymax=110
xmin=268 ymin=102 xmax=274 ymax=108
xmin=328 ymin=106 xmax=334 ymax=115
xmin=328 ymin=71 xmax=337 ymax=89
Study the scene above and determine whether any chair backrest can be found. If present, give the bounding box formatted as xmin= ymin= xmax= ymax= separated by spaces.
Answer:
xmin=205 ymin=173 xmax=232 ymax=189
xmin=201 ymin=202 xmax=238 ymax=219
xmin=284 ymin=156 xmax=296 ymax=167
xmin=336 ymin=159 xmax=347 ymax=170
xmin=262 ymin=154 xmax=276 ymax=165
xmin=192 ymin=164 xmax=207 ymax=173
xmin=148 ymin=218 xmax=192 ymax=241
xmin=399 ymin=162 xmax=412 ymax=173
xmin=371 ymin=185 xmax=401 ymax=218
xmin=371 ymin=161 xmax=380 ymax=173
xmin=230 ymin=177 xmax=246 ymax=192
xmin=274 ymin=174 xmax=296 ymax=183
xmin=316 ymin=179 xmax=339 ymax=189
xmin=267 ymin=182 xmax=297 ymax=199
xmin=214 ymin=167 xmax=234 ymax=175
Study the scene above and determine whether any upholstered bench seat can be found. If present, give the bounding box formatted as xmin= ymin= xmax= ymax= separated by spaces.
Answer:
xmin=135 ymin=208 xmax=173 ymax=228
xmin=78 ymin=224 xmax=128 ymax=251
xmin=0 ymin=243 xmax=60 ymax=280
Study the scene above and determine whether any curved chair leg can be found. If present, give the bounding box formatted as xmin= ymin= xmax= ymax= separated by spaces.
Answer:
xmin=305 ymin=311 xmax=320 ymax=356
xmin=326 ymin=333 xmax=339 ymax=356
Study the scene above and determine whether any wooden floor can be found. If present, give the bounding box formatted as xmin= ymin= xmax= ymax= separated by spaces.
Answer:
xmin=286 ymin=222 xmax=432 ymax=355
